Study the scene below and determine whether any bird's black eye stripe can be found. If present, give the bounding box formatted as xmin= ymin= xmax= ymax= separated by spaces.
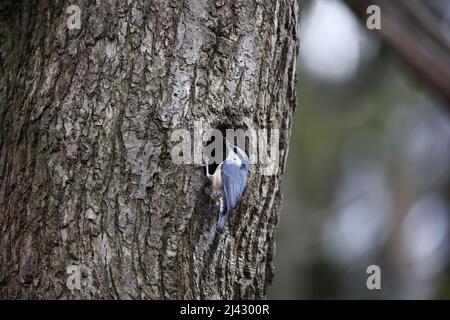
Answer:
xmin=241 ymin=164 xmax=245 ymax=169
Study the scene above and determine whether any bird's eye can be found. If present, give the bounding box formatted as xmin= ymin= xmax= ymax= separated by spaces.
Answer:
xmin=240 ymin=164 xmax=245 ymax=169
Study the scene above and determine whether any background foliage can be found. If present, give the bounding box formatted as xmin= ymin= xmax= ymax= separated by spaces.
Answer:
xmin=270 ymin=0 xmax=450 ymax=299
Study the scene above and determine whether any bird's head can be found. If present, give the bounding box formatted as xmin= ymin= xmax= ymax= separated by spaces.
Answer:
xmin=224 ymin=138 xmax=250 ymax=172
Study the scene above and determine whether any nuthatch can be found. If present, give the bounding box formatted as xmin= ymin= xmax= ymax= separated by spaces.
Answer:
xmin=205 ymin=139 xmax=250 ymax=231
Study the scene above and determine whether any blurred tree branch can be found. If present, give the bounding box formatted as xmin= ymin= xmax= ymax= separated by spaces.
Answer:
xmin=345 ymin=0 xmax=450 ymax=109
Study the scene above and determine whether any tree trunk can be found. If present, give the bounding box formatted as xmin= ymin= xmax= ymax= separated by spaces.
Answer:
xmin=0 ymin=0 xmax=298 ymax=299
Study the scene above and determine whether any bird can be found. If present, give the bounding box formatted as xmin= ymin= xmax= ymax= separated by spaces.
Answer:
xmin=205 ymin=138 xmax=250 ymax=231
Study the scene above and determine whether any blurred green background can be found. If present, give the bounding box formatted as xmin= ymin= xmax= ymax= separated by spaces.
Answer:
xmin=269 ymin=0 xmax=450 ymax=299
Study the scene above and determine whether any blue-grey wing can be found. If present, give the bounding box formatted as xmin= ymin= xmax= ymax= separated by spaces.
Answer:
xmin=221 ymin=161 xmax=248 ymax=214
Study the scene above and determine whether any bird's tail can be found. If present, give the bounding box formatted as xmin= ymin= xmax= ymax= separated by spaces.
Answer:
xmin=217 ymin=214 xmax=228 ymax=232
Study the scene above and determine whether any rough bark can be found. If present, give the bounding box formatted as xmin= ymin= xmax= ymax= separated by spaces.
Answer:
xmin=0 ymin=0 xmax=298 ymax=299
